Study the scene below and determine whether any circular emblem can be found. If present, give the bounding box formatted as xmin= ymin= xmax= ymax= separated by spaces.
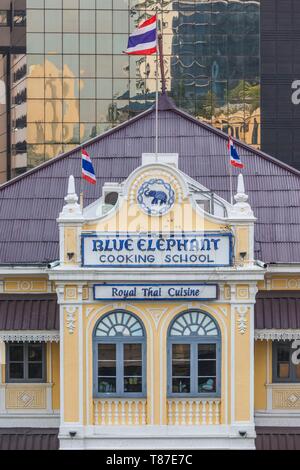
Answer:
xmin=137 ymin=178 xmax=175 ymax=216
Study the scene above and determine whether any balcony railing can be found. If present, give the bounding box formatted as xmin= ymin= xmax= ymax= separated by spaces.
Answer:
xmin=167 ymin=398 xmax=221 ymax=425
xmin=93 ymin=398 xmax=147 ymax=426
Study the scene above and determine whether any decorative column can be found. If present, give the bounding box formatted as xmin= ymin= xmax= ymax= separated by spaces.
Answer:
xmin=55 ymin=176 xmax=85 ymax=440
xmin=230 ymin=284 xmax=257 ymax=427
xmin=228 ymin=174 xmax=258 ymax=434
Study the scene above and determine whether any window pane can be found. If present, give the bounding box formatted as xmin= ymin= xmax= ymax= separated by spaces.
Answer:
xmin=9 ymin=345 xmax=24 ymax=362
xmin=172 ymin=344 xmax=190 ymax=393
xmin=198 ymin=344 xmax=216 ymax=360
xmin=172 ymin=378 xmax=190 ymax=393
xmin=172 ymin=344 xmax=190 ymax=360
xmin=124 ymin=344 xmax=141 ymax=361
xmin=278 ymin=346 xmax=290 ymax=362
xmin=98 ymin=343 xmax=116 ymax=360
xmin=278 ymin=363 xmax=290 ymax=379
xmin=124 ymin=377 xmax=142 ymax=393
xmin=172 ymin=362 xmax=190 ymax=377
xmin=98 ymin=377 xmax=116 ymax=393
xmin=28 ymin=344 xmax=43 ymax=361
xmin=198 ymin=360 xmax=216 ymax=376
xmin=28 ymin=362 xmax=43 ymax=379
xmin=124 ymin=362 xmax=142 ymax=376
xmin=9 ymin=363 xmax=24 ymax=379
xmin=98 ymin=362 xmax=116 ymax=376
xmin=277 ymin=344 xmax=290 ymax=379
xmin=198 ymin=377 xmax=216 ymax=393
xmin=63 ymin=10 xmax=78 ymax=33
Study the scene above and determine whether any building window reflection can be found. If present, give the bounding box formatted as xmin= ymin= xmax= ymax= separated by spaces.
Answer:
xmin=22 ymin=0 xmax=260 ymax=176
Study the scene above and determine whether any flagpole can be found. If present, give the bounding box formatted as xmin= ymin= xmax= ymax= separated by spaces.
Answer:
xmin=80 ymin=148 xmax=83 ymax=210
xmin=155 ymin=9 xmax=159 ymax=162
xmin=155 ymin=43 xmax=159 ymax=161
xmin=229 ymin=162 xmax=233 ymax=205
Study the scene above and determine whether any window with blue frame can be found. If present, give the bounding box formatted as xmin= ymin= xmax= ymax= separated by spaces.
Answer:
xmin=168 ymin=310 xmax=221 ymax=397
xmin=93 ymin=310 xmax=146 ymax=397
xmin=273 ymin=341 xmax=300 ymax=383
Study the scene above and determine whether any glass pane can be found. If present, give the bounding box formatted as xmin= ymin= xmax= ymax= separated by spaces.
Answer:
xmin=124 ymin=344 xmax=141 ymax=361
xmin=9 ymin=345 xmax=24 ymax=362
xmin=172 ymin=344 xmax=190 ymax=360
xmin=278 ymin=363 xmax=290 ymax=379
xmin=198 ymin=344 xmax=216 ymax=360
xmin=98 ymin=377 xmax=116 ymax=393
xmin=9 ymin=363 xmax=24 ymax=379
xmin=98 ymin=343 xmax=116 ymax=360
xmin=198 ymin=360 xmax=216 ymax=376
xmin=124 ymin=362 xmax=142 ymax=376
xmin=172 ymin=362 xmax=190 ymax=377
xmin=28 ymin=362 xmax=43 ymax=379
xmin=278 ymin=346 xmax=290 ymax=362
xmin=124 ymin=377 xmax=142 ymax=393
xmin=172 ymin=378 xmax=190 ymax=394
xmin=198 ymin=377 xmax=216 ymax=393
xmin=63 ymin=10 xmax=78 ymax=33
xmin=28 ymin=344 xmax=43 ymax=361
xmin=98 ymin=362 xmax=116 ymax=376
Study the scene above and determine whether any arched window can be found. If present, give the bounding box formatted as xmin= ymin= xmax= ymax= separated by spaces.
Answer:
xmin=168 ymin=310 xmax=221 ymax=397
xmin=93 ymin=311 xmax=146 ymax=397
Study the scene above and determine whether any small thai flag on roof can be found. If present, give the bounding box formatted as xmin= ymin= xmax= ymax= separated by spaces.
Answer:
xmin=124 ymin=15 xmax=157 ymax=55
xmin=228 ymin=137 xmax=244 ymax=169
xmin=82 ymin=149 xmax=96 ymax=185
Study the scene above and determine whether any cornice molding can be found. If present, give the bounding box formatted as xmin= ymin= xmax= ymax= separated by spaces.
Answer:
xmin=0 ymin=330 xmax=60 ymax=343
xmin=255 ymin=329 xmax=300 ymax=341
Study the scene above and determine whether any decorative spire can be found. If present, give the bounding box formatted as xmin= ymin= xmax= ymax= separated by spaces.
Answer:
xmin=229 ymin=173 xmax=254 ymax=219
xmin=234 ymin=173 xmax=248 ymax=204
xmin=59 ymin=175 xmax=83 ymax=220
xmin=64 ymin=175 xmax=78 ymax=205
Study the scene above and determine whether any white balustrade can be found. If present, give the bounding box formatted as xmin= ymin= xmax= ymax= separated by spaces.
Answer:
xmin=94 ymin=399 xmax=147 ymax=425
xmin=167 ymin=399 xmax=221 ymax=425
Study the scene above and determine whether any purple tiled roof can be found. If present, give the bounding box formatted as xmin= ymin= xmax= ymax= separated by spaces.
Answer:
xmin=255 ymin=291 xmax=300 ymax=329
xmin=256 ymin=427 xmax=300 ymax=450
xmin=0 ymin=428 xmax=59 ymax=450
xmin=1 ymin=94 xmax=300 ymax=265
xmin=0 ymin=295 xmax=59 ymax=330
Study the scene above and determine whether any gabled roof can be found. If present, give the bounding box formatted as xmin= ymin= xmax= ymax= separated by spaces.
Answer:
xmin=1 ymin=93 xmax=300 ymax=265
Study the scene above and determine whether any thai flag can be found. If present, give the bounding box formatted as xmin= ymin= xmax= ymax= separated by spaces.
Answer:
xmin=124 ymin=15 xmax=157 ymax=55
xmin=82 ymin=149 xmax=96 ymax=185
xmin=228 ymin=137 xmax=244 ymax=169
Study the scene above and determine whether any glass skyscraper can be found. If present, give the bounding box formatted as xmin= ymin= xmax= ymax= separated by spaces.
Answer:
xmin=0 ymin=0 xmax=260 ymax=181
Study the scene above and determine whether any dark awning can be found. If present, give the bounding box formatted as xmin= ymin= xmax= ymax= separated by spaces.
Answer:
xmin=0 ymin=428 xmax=59 ymax=450
xmin=0 ymin=294 xmax=59 ymax=330
xmin=255 ymin=291 xmax=300 ymax=330
xmin=256 ymin=427 xmax=300 ymax=450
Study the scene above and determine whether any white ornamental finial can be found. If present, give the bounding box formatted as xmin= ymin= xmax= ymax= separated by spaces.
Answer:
xmin=229 ymin=173 xmax=254 ymax=219
xmin=65 ymin=175 xmax=78 ymax=205
xmin=234 ymin=173 xmax=248 ymax=204
xmin=59 ymin=175 xmax=83 ymax=219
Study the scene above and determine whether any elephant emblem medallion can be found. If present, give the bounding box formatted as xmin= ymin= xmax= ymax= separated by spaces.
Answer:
xmin=144 ymin=189 xmax=168 ymax=206
xmin=137 ymin=178 xmax=175 ymax=216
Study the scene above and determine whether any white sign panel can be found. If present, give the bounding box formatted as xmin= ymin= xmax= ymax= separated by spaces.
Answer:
xmin=82 ymin=232 xmax=233 ymax=268
xmin=93 ymin=284 xmax=218 ymax=301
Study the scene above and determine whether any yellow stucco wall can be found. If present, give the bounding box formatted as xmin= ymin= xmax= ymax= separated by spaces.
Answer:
xmin=254 ymin=340 xmax=268 ymax=411
xmin=51 ymin=342 xmax=60 ymax=410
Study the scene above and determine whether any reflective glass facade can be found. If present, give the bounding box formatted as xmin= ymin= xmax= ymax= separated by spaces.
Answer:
xmin=0 ymin=0 xmax=26 ymax=183
xmin=8 ymin=0 xmax=260 ymax=178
